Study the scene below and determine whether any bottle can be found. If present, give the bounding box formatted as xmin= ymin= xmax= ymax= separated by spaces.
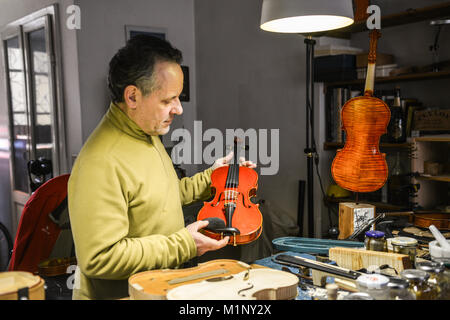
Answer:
xmin=388 ymin=152 xmax=410 ymax=206
xmin=400 ymin=269 xmax=438 ymax=300
xmin=388 ymin=87 xmax=406 ymax=143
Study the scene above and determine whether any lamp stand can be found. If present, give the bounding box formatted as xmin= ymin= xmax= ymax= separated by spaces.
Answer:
xmin=304 ymin=36 xmax=316 ymax=238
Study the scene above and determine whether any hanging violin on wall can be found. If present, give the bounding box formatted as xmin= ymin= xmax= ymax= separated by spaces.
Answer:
xmin=197 ymin=138 xmax=263 ymax=246
xmin=331 ymin=29 xmax=391 ymax=193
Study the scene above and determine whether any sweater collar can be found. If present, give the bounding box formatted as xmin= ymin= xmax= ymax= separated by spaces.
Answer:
xmin=106 ymin=102 xmax=152 ymax=142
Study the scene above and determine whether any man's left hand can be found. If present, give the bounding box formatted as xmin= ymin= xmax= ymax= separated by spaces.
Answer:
xmin=211 ymin=152 xmax=257 ymax=171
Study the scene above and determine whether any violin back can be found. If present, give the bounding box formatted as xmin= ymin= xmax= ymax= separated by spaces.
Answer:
xmin=166 ymin=268 xmax=299 ymax=300
xmin=128 ymin=259 xmax=256 ymax=300
xmin=331 ymin=96 xmax=390 ymax=192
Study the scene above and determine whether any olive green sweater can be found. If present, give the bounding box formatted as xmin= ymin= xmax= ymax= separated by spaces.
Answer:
xmin=68 ymin=103 xmax=212 ymax=300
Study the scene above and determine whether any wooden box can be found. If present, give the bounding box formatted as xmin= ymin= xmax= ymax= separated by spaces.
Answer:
xmin=338 ymin=202 xmax=375 ymax=240
xmin=413 ymin=109 xmax=450 ymax=132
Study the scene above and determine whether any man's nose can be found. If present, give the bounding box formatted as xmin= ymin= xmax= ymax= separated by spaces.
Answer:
xmin=172 ymin=99 xmax=183 ymax=115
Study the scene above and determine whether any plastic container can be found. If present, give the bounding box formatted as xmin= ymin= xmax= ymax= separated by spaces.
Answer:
xmin=364 ymin=230 xmax=388 ymax=252
xmin=400 ymin=269 xmax=438 ymax=300
xmin=356 ymin=274 xmax=390 ymax=300
xmin=391 ymin=237 xmax=418 ymax=265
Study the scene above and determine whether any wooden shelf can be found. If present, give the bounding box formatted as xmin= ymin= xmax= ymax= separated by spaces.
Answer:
xmin=414 ymin=135 xmax=450 ymax=142
xmin=323 ymin=70 xmax=450 ymax=88
xmin=416 ymin=174 xmax=450 ymax=183
xmin=318 ymin=2 xmax=450 ymax=39
xmin=324 ymin=196 xmax=407 ymax=211
xmin=324 ymin=141 xmax=411 ymax=151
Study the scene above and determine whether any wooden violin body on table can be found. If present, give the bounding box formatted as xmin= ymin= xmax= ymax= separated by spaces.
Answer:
xmin=128 ymin=259 xmax=256 ymax=300
xmin=332 ymin=30 xmax=391 ymax=193
xmin=197 ymin=138 xmax=263 ymax=246
xmin=166 ymin=268 xmax=299 ymax=300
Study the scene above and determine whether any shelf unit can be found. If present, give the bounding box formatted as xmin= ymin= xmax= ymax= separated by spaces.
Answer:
xmin=319 ymin=3 xmax=450 ymax=217
xmin=324 ymin=70 xmax=450 ymax=88
xmin=316 ymin=2 xmax=450 ymax=39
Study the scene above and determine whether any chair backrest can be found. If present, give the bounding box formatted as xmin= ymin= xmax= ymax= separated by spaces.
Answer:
xmin=8 ymin=174 xmax=72 ymax=274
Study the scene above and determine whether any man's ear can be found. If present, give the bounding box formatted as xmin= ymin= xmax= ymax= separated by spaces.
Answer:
xmin=123 ymin=85 xmax=140 ymax=110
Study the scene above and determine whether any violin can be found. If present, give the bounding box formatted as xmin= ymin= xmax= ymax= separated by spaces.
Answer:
xmin=331 ymin=30 xmax=391 ymax=193
xmin=196 ymin=138 xmax=263 ymax=246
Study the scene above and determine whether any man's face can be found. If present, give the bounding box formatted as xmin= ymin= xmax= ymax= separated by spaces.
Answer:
xmin=132 ymin=61 xmax=184 ymax=136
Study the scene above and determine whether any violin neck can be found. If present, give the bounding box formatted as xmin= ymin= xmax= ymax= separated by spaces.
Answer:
xmin=364 ymin=29 xmax=381 ymax=97
xmin=225 ymin=138 xmax=240 ymax=188
xmin=364 ymin=63 xmax=376 ymax=96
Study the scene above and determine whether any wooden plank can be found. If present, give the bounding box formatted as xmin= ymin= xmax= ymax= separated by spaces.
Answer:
xmin=329 ymin=247 xmax=412 ymax=274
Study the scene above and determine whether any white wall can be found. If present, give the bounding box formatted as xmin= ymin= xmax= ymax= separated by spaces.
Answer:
xmin=75 ymin=0 xmax=198 ymax=174
xmin=194 ymin=0 xmax=310 ymax=236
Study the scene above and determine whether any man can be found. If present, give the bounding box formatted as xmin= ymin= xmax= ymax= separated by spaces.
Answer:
xmin=68 ymin=35 xmax=255 ymax=300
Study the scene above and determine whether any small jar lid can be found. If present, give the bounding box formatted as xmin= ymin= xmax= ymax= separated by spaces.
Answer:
xmin=391 ymin=237 xmax=418 ymax=246
xmin=343 ymin=292 xmax=374 ymax=300
xmin=365 ymin=230 xmax=385 ymax=238
xmin=357 ymin=274 xmax=389 ymax=289
xmin=387 ymin=278 xmax=409 ymax=290
xmin=400 ymin=269 xmax=429 ymax=282
xmin=415 ymin=261 xmax=445 ymax=274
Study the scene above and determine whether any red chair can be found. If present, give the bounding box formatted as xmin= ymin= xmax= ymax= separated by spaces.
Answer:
xmin=8 ymin=174 xmax=71 ymax=274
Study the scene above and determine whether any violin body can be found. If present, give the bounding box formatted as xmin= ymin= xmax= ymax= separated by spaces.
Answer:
xmin=128 ymin=259 xmax=261 ymax=300
xmin=166 ymin=268 xmax=299 ymax=300
xmin=331 ymin=95 xmax=390 ymax=192
xmin=197 ymin=165 xmax=263 ymax=245
xmin=331 ymin=29 xmax=390 ymax=193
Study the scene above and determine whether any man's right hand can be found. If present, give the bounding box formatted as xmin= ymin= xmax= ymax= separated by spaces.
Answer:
xmin=186 ymin=220 xmax=229 ymax=256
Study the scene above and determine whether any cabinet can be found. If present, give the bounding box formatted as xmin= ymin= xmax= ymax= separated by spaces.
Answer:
xmin=319 ymin=2 xmax=450 ymax=215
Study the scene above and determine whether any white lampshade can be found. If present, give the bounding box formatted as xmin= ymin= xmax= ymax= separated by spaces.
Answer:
xmin=260 ymin=0 xmax=354 ymax=33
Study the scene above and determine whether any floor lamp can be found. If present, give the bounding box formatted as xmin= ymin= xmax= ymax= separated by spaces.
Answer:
xmin=260 ymin=0 xmax=354 ymax=237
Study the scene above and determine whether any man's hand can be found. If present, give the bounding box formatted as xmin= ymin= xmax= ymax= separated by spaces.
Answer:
xmin=186 ymin=220 xmax=229 ymax=256
xmin=211 ymin=152 xmax=257 ymax=171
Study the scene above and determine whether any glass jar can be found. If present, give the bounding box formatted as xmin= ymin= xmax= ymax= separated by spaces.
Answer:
xmin=343 ymin=292 xmax=374 ymax=300
xmin=365 ymin=230 xmax=388 ymax=252
xmin=400 ymin=269 xmax=438 ymax=300
xmin=391 ymin=237 xmax=418 ymax=266
xmin=416 ymin=261 xmax=449 ymax=300
xmin=356 ymin=274 xmax=390 ymax=300
xmin=387 ymin=278 xmax=415 ymax=300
